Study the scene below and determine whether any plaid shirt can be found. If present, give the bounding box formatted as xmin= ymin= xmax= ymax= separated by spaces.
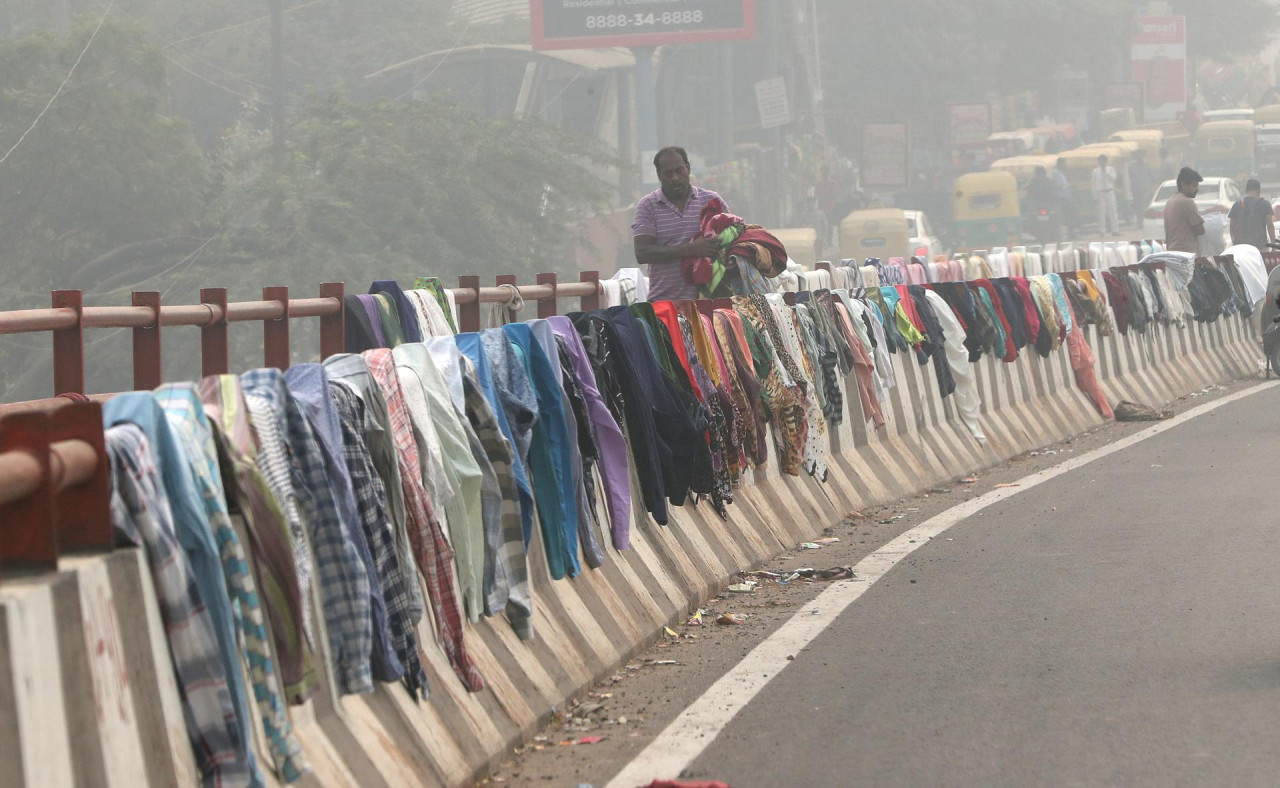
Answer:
xmin=362 ymin=349 xmax=485 ymax=691
xmin=328 ymin=381 xmax=429 ymax=698
xmin=199 ymin=375 xmax=317 ymax=704
xmin=106 ymin=424 xmax=251 ymax=787
xmin=242 ymin=368 xmax=373 ymax=695
xmin=156 ymin=384 xmax=309 ymax=782
xmin=459 ymin=356 xmax=533 ymax=639
xmin=284 ymin=364 xmax=401 ymax=685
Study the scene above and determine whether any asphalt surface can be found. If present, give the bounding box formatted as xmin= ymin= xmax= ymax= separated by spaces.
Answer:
xmin=682 ymin=384 xmax=1280 ymax=787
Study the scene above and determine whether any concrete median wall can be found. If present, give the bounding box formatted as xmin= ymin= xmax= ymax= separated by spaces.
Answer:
xmin=0 ymin=313 xmax=1260 ymax=787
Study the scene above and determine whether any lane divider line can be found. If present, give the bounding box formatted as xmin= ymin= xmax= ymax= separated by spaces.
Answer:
xmin=606 ymin=381 xmax=1277 ymax=787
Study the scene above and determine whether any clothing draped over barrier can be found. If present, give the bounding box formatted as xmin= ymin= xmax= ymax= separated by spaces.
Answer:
xmin=90 ymin=237 xmax=1265 ymax=786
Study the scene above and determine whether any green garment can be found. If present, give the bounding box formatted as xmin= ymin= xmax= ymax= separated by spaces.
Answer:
xmin=391 ymin=343 xmax=486 ymax=622
xmin=412 ymin=277 xmax=457 ymax=333
xmin=894 ymin=303 xmax=925 ymax=345
xmin=373 ymin=293 xmax=406 ymax=348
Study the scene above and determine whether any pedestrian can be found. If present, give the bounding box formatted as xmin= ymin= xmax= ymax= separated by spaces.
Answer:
xmin=632 ymin=146 xmax=725 ymax=301
xmin=1091 ymin=154 xmax=1120 ymax=236
xmin=1159 ymin=146 xmax=1178 ymax=182
xmin=1228 ymin=178 xmax=1276 ymax=252
xmin=1053 ymin=157 xmax=1077 ymax=236
xmin=1129 ymin=155 xmax=1153 ymax=228
xmin=1163 ymin=167 xmax=1205 ymax=254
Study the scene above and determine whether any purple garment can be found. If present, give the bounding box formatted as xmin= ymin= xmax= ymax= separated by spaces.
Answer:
xmin=631 ymin=185 xmax=725 ymax=302
xmin=548 ymin=316 xmax=632 ymax=550
xmin=356 ymin=295 xmax=386 ymax=347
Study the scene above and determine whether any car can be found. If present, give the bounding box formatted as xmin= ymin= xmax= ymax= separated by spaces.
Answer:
xmin=903 ymin=209 xmax=945 ymax=260
xmin=1141 ymin=176 xmax=1241 ymax=247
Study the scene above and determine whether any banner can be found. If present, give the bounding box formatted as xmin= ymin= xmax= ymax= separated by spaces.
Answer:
xmin=948 ymin=104 xmax=992 ymax=148
xmin=861 ymin=123 xmax=910 ymax=189
xmin=531 ymin=0 xmax=755 ymax=50
xmin=1131 ymin=15 xmax=1187 ymax=122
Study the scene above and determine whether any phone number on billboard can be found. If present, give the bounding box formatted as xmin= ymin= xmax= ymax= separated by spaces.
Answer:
xmin=585 ymin=11 xmax=704 ymax=28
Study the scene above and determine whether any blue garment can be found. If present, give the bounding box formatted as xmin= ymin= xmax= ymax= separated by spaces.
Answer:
xmin=369 ymin=280 xmax=423 ymax=344
xmin=476 ymin=329 xmax=539 ymax=549
xmin=503 ymin=321 xmax=581 ymax=579
xmin=284 ymin=364 xmax=400 ymax=683
xmin=103 ymin=393 xmax=261 ymax=786
xmin=456 ymin=332 xmax=535 ymax=550
xmin=1046 ymin=273 xmax=1075 ymax=333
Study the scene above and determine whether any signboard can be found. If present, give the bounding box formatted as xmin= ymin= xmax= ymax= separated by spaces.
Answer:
xmin=754 ymin=77 xmax=790 ymax=130
xmin=531 ymin=0 xmax=755 ymax=50
xmin=1131 ymin=15 xmax=1187 ymax=122
xmin=1105 ymin=82 xmax=1146 ymax=124
xmin=947 ymin=103 xmax=992 ymax=147
xmin=861 ymin=122 xmax=910 ymax=189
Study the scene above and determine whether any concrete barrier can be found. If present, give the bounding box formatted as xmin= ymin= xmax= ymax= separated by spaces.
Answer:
xmin=0 ymin=311 xmax=1260 ymax=787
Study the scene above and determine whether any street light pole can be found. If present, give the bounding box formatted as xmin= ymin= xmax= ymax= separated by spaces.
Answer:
xmin=270 ymin=0 xmax=285 ymax=150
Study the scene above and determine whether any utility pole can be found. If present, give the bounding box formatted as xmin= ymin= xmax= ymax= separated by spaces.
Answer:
xmin=270 ymin=0 xmax=285 ymax=150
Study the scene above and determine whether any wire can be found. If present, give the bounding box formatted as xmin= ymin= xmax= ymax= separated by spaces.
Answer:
xmin=0 ymin=0 xmax=116 ymax=169
xmin=395 ymin=19 xmax=473 ymax=101
xmin=161 ymin=0 xmax=332 ymax=50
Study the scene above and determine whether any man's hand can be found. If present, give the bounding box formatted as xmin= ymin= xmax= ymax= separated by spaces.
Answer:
xmin=686 ymin=236 xmax=720 ymax=258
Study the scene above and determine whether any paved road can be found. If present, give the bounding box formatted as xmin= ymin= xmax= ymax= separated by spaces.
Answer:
xmin=684 ymin=386 xmax=1280 ymax=786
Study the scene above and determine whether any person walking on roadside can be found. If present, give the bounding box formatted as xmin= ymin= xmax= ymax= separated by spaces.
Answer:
xmin=632 ymin=146 xmax=725 ymax=301
xmin=1091 ymin=154 xmax=1120 ymax=236
xmin=1228 ymin=178 xmax=1276 ymax=253
xmin=1053 ymin=157 xmax=1076 ymax=236
xmin=1163 ymin=167 xmax=1205 ymax=254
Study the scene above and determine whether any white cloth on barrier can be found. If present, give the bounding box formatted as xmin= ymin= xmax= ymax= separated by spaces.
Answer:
xmin=1222 ymin=244 xmax=1269 ymax=307
xmin=923 ymin=289 xmax=986 ymax=445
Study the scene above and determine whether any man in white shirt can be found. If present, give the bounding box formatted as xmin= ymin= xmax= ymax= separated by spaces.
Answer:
xmin=1091 ymin=154 xmax=1120 ymax=237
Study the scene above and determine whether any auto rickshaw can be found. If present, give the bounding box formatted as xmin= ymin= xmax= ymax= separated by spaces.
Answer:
xmin=1139 ymin=120 xmax=1191 ymax=166
xmin=1098 ymin=107 xmax=1136 ymax=139
xmin=840 ymin=208 xmax=910 ymax=262
xmin=1110 ymin=129 xmax=1164 ymax=171
xmin=772 ymin=227 xmax=819 ymax=270
xmin=953 ymin=172 xmax=1020 ymax=250
xmin=1195 ymin=120 xmax=1256 ymax=183
xmin=989 ymin=154 xmax=1059 ymax=200
xmin=1253 ymin=104 xmax=1280 ymax=125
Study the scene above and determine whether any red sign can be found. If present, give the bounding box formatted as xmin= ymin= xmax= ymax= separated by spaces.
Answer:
xmin=1131 ymin=15 xmax=1187 ymax=121
xmin=531 ymin=0 xmax=755 ymax=50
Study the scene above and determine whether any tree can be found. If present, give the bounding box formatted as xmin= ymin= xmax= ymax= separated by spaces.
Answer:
xmin=0 ymin=17 xmax=207 ymax=300
xmin=1165 ymin=0 xmax=1279 ymax=60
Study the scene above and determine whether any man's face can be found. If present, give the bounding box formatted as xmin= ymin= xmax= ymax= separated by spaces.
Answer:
xmin=657 ymin=153 xmax=691 ymax=201
xmin=1181 ymin=181 xmax=1200 ymax=198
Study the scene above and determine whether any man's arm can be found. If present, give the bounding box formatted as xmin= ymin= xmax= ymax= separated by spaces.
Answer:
xmin=633 ymin=234 xmax=719 ymax=265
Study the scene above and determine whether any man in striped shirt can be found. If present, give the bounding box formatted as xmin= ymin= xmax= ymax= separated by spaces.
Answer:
xmin=632 ymin=146 xmax=726 ymax=301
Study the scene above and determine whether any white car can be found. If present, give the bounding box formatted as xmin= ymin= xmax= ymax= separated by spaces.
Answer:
xmin=903 ymin=209 xmax=944 ymax=260
xmin=1141 ymin=176 xmax=1241 ymax=248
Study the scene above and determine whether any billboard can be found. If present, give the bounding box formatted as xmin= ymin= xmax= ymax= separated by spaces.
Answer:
xmin=531 ymin=0 xmax=755 ymax=51
xmin=1131 ymin=15 xmax=1187 ymax=122
xmin=861 ymin=122 xmax=910 ymax=189
xmin=947 ymin=103 xmax=992 ymax=147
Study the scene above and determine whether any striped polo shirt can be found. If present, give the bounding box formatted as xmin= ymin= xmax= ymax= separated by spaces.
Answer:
xmin=632 ymin=185 xmax=726 ymax=301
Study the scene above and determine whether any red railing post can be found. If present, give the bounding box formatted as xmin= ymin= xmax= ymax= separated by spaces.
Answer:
xmin=457 ymin=275 xmax=481 ymax=333
xmin=132 ymin=291 xmax=162 ymax=390
xmin=0 ymin=411 xmax=57 ymax=576
xmin=319 ymin=282 xmax=345 ymax=360
xmin=49 ymin=402 xmax=111 ymax=555
xmin=51 ymin=290 xmax=84 ymax=396
xmin=579 ymin=270 xmax=601 ymax=312
xmin=200 ymin=287 xmax=229 ymax=377
xmin=263 ymin=286 xmax=291 ymax=370
xmin=536 ymin=272 xmax=558 ymax=318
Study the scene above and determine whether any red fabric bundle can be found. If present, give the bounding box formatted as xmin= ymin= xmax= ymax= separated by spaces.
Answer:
xmin=683 ymin=197 xmax=738 ymax=285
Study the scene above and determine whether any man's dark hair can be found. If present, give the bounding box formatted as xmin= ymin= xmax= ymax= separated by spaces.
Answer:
xmin=1056 ymin=157 xmax=1067 ymax=168
xmin=1247 ymin=178 xmax=1262 ymax=193
xmin=1098 ymin=154 xmax=1108 ymax=164
xmin=1177 ymin=167 xmax=1203 ymax=186
xmin=653 ymin=146 xmax=690 ymax=170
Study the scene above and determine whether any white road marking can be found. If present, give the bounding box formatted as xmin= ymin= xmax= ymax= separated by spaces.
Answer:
xmin=606 ymin=381 xmax=1277 ymax=787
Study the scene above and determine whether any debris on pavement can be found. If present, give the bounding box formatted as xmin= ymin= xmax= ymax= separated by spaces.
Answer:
xmin=812 ymin=537 xmax=840 ymax=544
xmin=648 ymin=659 xmax=679 ymax=666
xmin=993 ymin=482 xmax=1020 ymax=488
xmin=716 ymin=613 xmax=746 ymax=625
xmin=1115 ymin=400 xmax=1173 ymax=421
xmin=879 ymin=514 xmax=905 ymax=524
xmin=960 ymin=475 xmax=979 ymax=484
xmin=726 ymin=581 xmax=757 ymax=593
xmin=687 ymin=609 xmax=705 ymax=626
xmin=798 ymin=542 xmax=822 ymax=550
